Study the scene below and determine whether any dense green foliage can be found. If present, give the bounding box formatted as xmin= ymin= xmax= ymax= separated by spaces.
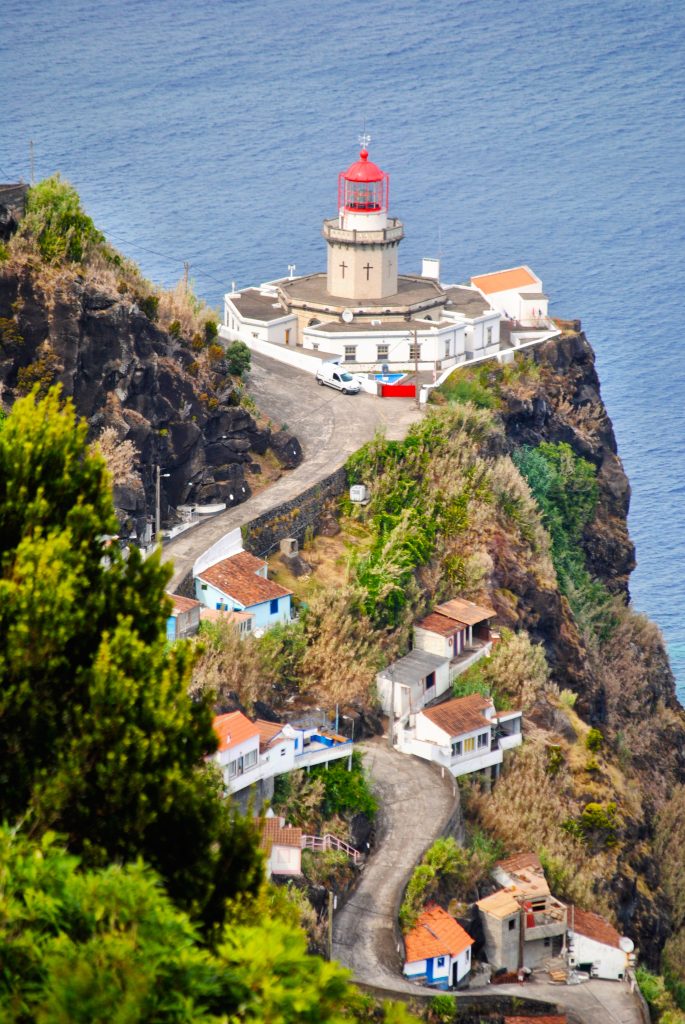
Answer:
xmin=20 ymin=175 xmax=104 ymax=263
xmin=347 ymin=407 xmax=495 ymax=628
xmin=561 ymin=801 xmax=619 ymax=850
xmin=310 ymin=752 xmax=378 ymax=819
xmin=513 ymin=441 xmax=615 ymax=639
xmin=225 ymin=339 xmax=252 ymax=378
xmin=636 ymin=966 xmax=685 ymax=1023
xmin=0 ymin=389 xmax=261 ymax=928
xmin=0 ymin=827 xmax=363 ymax=1024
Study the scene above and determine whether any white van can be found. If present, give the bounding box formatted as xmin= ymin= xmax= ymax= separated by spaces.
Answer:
xmin=315 ymin=363 xmax=361 ymax=394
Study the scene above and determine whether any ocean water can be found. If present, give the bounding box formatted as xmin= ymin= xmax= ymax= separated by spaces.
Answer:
xmin=2 ymin=0 xmax=685 ymax=699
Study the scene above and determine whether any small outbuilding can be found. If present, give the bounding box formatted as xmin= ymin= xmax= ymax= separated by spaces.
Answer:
xmin=567 ymin=907 xmax=632 ymax=981
xmin=258 ymin=813 xmax=303 ymax=878
xmin=195 ymin=549 xmax=292 ymax=631
xmin=403 ymin=905 xmax=474 ymax=989
xmin=166 ymin=593 xmax=201 ymax=640
xmin=376 ymin=650 xmax=450 ymax=720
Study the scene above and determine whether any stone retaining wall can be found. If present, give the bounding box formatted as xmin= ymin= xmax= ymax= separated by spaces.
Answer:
xmin=242 ymin=466 xmax=348 ymax=558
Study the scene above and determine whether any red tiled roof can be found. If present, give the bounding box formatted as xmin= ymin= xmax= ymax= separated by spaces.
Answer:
xmin=434 ymin=597 xmax=496 ymax=626
xmin=404 ymin=905 xmax=474 ymax=963
xmin=199 ymin=551 xmax=292 ymax=607
xmin=471 ymin=266 xmax=537 ymax=294
xmin=212 ymin=711 xmax=260 ymax=752
xmin=258 ymin=816 xmax=303 ymax=854
xmin=416 ymin=612 xmax=466 ymax=636
xmin=168 ymin=593 xmax=201 ymax=614
xmin=421 ymin=694 xmax=493 ymax=737
xmin=496 ymin=852 xmax=543 ymax=875
xmin=569 ymin=906 xmax=623 ymax=950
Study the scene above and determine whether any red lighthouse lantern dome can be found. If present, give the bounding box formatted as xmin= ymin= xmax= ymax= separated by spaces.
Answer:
xmin=338 ymin=146 xmax=389 ymax=214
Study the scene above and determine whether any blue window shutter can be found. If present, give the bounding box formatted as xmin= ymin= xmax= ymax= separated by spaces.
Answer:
xmin=270 ymin=598 xmax=278 ymax=614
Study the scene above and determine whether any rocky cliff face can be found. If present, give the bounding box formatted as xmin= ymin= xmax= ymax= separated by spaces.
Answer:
xmin=0 ymin=259 xmax=301 ymax=542
xmin=475 ymin=329 xmax=685 ymax=964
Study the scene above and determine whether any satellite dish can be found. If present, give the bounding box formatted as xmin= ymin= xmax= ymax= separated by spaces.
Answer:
xmin=619 ymin=937 xmax=635 ymax=953
xmin=341 ymin=309 xmax=354 ymax=323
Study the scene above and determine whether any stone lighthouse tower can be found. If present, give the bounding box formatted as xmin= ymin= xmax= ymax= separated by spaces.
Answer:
xmin=323 ymin=139 xmax=404 ymax=301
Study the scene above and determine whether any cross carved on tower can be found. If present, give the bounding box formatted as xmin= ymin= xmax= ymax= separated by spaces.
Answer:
xmin=363 ymin=262 xmax=373 ymax=281
xmin=339 ymin=261 xmax=347 ymax=279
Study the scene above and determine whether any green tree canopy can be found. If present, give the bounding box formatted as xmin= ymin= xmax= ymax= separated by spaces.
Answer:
xmin=0 ymin=388 xmax=261 ymax=928
xmin=20 ymin=174 xmax=104 ymax=263
xmin=0 ymin=827 xmax=357 ymax=1024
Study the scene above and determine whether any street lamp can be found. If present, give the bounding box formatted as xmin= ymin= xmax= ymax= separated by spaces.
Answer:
xmin=155 ymin=465 xmax=171 ymax=543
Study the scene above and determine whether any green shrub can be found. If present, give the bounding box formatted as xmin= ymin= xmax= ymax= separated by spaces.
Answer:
xmin=168 ymin=319 xmax=182 ymax=339
xmin=561 ymin=802 xmax=618 ymax=850
xmin=310 ymin=752 xmax=378 ymax=820
xmin=586 ymin=727 xmax=604 ymax=752
xmin=546 ymin=745 xmax=565 ymax=778
xmin=439 ymin=374 xmax=496 ymax=409
xmin=138 ymin=294 xmax=159 ymax=321
xmin=21 ymin=174 xmax=104 ymax=263
xmin=226 ymin=340 xmax=252 ymax=377
xmin=204 ymin=318 xmax=219 ymax=343
xmin=428 ymin=994 xmax=456 ymax=1022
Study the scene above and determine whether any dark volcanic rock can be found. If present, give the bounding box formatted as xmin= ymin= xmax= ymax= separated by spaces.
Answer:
xmin=0 ymin=260 xmax=302 ymax=538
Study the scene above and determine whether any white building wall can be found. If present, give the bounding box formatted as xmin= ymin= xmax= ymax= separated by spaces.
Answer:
xmin=569 ymin=933 xmax=628 ymax=980
xmin=259 ymin=738 xmax=296 ymax=776
xmin=413 ymin=627 xmax=451 ymax=659
xmin=214 ymin=734 xmax=261 ymax=793
xmin=403 ymin=957 xmax=427 ymax=978
xmin=454 ymin=946 xmax=472 ymax=984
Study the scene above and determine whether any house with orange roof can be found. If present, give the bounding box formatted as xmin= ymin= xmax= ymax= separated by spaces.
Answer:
xmin=471 ymin=265 xmax=550 ymax=327
xmin=212 ymin=710 xmax=262 ymax=794
xmin=194 ymin=549 xmax=292 ymax=631
xmin=395 ymin=693 xmax=522 ymax=781
xmin=403 ymin=905 xmax=474 ymax=989
xmin=413 ymin=597 xmax=497 ymax=681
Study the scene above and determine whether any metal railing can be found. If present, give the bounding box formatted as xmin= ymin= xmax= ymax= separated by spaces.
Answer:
xmin=301 ymin=833 xmax=361 ymax=863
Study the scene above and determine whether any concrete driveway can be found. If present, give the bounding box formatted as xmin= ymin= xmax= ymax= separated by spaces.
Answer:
xmin=162 ymin=352 xmax=421 ymax=591
xmin=477 ymin=978 xmax=645 ymax=1024
xmin=332 ymin=738 xmax=460 ymax=994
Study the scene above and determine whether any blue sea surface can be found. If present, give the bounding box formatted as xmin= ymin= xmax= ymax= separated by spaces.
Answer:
xmin=2 ymin=0 xmax=685 ymax=698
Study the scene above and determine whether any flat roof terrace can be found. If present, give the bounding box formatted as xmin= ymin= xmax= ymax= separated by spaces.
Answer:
xmin=279 ymin=273 xmax=445 ymax=311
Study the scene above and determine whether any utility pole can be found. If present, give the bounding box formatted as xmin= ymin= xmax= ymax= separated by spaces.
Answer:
xmin=183 ymin=261 xmax=190 ymax=294
xmin=413 ymin=328 xmax=420 ymax=409
xmin=155 ymin=464 xmax=161 ymax=541
xmin=327 ymin=889 xmax=334 ymax=961
xmin=387 ymin=669 xmax=396 ymax=751
xmin=29 ymin=140 xmax=35 ymax=185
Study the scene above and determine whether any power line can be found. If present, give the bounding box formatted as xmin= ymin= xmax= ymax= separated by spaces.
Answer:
xmin=104 ymin=231 xmax=228 ymax=288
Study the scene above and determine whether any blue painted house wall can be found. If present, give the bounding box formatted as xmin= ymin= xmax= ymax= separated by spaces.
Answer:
xmin=195 ymin=578 xmax=291 ymax=629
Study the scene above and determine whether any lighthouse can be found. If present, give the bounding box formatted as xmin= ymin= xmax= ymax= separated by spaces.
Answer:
xmin=323 ymin=140 xmax=404 ymax=301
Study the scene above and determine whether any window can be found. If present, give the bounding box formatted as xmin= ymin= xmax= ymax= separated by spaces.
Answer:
xmin=344 ymin=345 xmax=356 ymax=362
xmin=477 ymin=732 xmax=488 ymax=749
xmin=544 ymin=937 xmax=551 ymax=947
xmin=436 ymin=957 xmax=445 ymax=968
xmin=252 ymin=332 xmax=258 ymax=339
xmin=451 ymin=740 xmax=462 ymax=757
xmin=201 ymin=583 xmax=208 ymax=590
xmin=486 ymin=326 xmax=493 ymax=344
xmin=508 ymin=918 xmax=516 ymax=931
xmin=270 ymin=598 xmax=279 ymax=614
xmin=285 ymin=328 xmax=291 ymax=345
xmin=409 ymin=342 xmax=421 ymax=361
xmin=280 ymin=747 xmax=287 ymax=757
xmin=465 ymin=948 xmax=470 ymax=962
xmin=444 ymin=339 xmax=450 ymax=358
xmin=244 ymin=749 xmax=258 ymax=769
xmin=464 ymin=737 xmax=475 ymax=753
xmin=377 ymin=343 xmax=389 ymax=360
xmin=228 ymin=759 xmax=238 ymax=779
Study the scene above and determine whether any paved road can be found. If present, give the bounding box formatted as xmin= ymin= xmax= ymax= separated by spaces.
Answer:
xmin=332 ymin=738 xmax=460 ymax=994
xmin=477 ymin=979 xmax=645 ymax=1024
xmin=163 ymin=352 xmax=421 ymax=590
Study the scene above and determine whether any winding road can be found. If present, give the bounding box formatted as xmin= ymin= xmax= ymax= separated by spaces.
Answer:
xmin=332 ymin=738 xmax=460 ymax=993
xmin=163 ymin=352 xmax=420 ymax=591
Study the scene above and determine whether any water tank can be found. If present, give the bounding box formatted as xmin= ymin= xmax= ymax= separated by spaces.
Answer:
xmin=350 ymin=484 xmax=369 ymax=503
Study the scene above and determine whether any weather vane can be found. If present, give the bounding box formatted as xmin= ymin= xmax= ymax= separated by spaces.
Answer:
xmin=359 ymin=119 xmax=371 ymax=150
